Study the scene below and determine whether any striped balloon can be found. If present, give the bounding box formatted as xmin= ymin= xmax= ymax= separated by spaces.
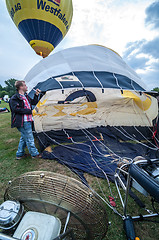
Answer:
xmin=6 ymin=0 xmax=73 ymax=57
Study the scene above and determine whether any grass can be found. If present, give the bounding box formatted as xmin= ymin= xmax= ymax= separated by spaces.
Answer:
xmin=0 ymin=101 xmax=158 ymax=240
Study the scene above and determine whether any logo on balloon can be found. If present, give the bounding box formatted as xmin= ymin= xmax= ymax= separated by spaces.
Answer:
xmin=48 ymin=0 xmax=61 ymax=6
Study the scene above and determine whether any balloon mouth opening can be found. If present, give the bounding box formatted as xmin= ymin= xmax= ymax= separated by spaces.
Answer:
xmin=34 ymin=47 xmax=51 ymax=58
xmin=30 ymin=40 xmax=54 ymax=58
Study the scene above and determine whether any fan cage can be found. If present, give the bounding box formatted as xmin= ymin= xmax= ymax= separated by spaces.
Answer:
xmin=4 ymin=171 xmax=108 ymax=240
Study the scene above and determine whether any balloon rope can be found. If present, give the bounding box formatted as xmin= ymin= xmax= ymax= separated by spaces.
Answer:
xmin=37 ymin=133 xmax=122 ymax=215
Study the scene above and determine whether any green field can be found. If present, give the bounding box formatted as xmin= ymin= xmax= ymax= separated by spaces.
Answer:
xmin=0 ymin=101 xmax=158 ymax=240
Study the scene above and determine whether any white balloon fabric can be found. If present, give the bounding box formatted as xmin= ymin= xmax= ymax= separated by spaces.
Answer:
xmin=25 ymin=45 xmax=145 ymax=90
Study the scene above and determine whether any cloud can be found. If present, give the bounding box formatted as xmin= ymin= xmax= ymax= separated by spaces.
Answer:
xmin=139 ymin=65 xmax=159 ymax=90
xmin=124 ymin=37 xmax=159 ymax=62
xmin=145 ymin=1 xmax=159 ymax=29
xmin=67 ymin=0 xmax=154 ymax=55
xmin=142 ymin=37 xmax=159 ymax=58
xmin=123 ymin=1 xmax=159 ymax=90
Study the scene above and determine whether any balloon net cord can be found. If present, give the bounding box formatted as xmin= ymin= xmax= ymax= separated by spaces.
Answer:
xmin=133 ymin=97 xmax=159 ymax=149
xmin=37 ymin=131 xmax=122 ymax=216
xmin=63 ymin=129 xmax=114 ymax=198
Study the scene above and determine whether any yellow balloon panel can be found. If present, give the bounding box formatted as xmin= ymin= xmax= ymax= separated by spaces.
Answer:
xmin=122 ymin=91 xmax=152 ymax=111
xmin=6 ymin=0 xmax=73 ymax=57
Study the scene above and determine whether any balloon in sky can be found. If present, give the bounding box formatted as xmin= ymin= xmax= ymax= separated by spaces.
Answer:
xmin=6 ymin=0 xmax=73 ymax=57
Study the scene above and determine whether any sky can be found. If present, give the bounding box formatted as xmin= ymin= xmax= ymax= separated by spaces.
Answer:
xmin=0 ymin=0 xmax=158 ymax=90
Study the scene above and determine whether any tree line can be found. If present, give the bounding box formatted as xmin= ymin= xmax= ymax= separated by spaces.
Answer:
xmin=0 ymin=79 xmax=17 ymax=98
xmin=153 ymin=87 xmax=159 ymax=92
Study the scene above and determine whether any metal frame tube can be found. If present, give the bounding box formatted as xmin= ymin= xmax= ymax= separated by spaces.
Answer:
xmin=123 ymin=172 xmax=131 ymax=216
xmin=114 ymin=178 xmax=124 ymax=208
xmin=53 ymin=229 xmax=75 ymax=240
xmin=63 ymin=212 xmax=70 ymax=233
xmin=132 ymin=213 xmax=158 ymax=220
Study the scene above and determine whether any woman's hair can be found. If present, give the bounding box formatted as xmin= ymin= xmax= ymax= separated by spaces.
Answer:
xmin=15 ymin=81 xmax=25 ymax=91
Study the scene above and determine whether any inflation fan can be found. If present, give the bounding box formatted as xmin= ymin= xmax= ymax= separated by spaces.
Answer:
xmin=0 ymin=171 xmax=108 ymax=240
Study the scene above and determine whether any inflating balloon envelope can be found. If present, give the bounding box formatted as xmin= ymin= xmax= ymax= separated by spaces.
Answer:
xmin=24 ymin=45 xmax=159 ymax=183
xmin=23 ymin=45 xmax=159 ymax=239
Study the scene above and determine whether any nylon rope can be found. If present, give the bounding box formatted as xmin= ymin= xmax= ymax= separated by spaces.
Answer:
xmin=63 ymin=129 xmax=115 ymax=198
xmin=37 ymin=133 xmax=121 ymax=215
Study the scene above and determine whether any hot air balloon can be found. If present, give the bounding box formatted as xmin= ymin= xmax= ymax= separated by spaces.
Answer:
xmin=25 ymin=45 xmax=159 ymax=182
xmin=6 ymin=0 xmax=73 ymax=57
